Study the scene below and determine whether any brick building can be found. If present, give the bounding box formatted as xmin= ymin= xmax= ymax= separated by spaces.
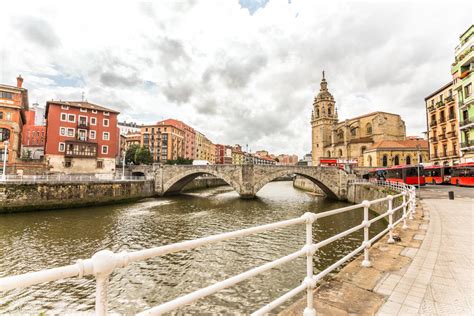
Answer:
xmin=141 ymin=122 xmax=184 ymax=162
xmin=0 ymin=76 xmax=28 ymax=171
xmin=22 ymin=109 xmax=46 ymax=159
xmin=44 ymin=101 xmax=120 ymax=174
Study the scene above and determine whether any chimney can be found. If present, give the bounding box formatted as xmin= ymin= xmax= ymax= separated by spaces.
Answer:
xmin=17 ymin=75 xmax=23 ymax=88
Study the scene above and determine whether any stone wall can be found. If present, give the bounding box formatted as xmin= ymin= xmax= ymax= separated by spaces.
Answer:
xmin=0 ymin=180 xmax=155 ymax=213
xmin=293 ymin=176 xmax=325 ymax=195
xmin=347 ymin=183 xmax=403 ymax=214
xmin=182 ymin=177 xmax=228 ymax=192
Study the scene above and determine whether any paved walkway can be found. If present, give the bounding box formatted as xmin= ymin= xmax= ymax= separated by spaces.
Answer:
xmin=376 ymin=195 xmax=473 ymax=315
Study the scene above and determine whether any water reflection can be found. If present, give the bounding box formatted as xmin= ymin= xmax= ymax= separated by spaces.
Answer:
xmin=0 ymin=182 xmax=385 ymax=314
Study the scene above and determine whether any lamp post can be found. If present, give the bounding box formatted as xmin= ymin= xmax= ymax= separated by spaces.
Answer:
xmin=2 ymin=140 xmax=9 ymax=181
xmin=416 ymin=145 xmax=421 ymax=198
xmin=122 ymin=150 xmax=126 ymax=180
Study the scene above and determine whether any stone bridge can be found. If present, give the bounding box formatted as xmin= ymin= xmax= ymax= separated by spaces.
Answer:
xmin=141 ymin=165 xmax=355 ymax=200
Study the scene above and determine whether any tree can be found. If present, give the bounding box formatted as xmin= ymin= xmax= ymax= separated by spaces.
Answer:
xmin=165 ymin=157 xmax=193 ymax=165
xmin=135 ymin=146 xmax=153 ymax=165
xmin=125 ymin=144 xmax=140 ymax=164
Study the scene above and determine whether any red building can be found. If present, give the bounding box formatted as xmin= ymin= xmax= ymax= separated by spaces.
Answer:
xmin=44 ymin=101 xmax=120 ymax=174
xmin=21 ymin=109 xmax=46 ymax=159
xmin=157 ymin=119 xmax=195 ymax=160
xmin=215 ymin=144 xmax=233 ymax=164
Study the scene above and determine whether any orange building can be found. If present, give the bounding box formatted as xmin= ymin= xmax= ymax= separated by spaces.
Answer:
xmin=157 ymin=119 xmax=196 ymax=160
xmin=0 ymin=75 xmax=29 ymax=172
xmin=141 ymin=123 xmax=185 ymax=162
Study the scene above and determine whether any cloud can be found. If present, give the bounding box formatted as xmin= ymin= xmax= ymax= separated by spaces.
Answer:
xmin=1 ymin=0 xmax=472 ymax=157
xmin=14 ymin=17 xmax=61 ymax=48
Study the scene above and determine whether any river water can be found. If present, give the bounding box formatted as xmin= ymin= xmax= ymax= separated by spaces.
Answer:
xmin=0 ymin=181 xmax=385 ymax=315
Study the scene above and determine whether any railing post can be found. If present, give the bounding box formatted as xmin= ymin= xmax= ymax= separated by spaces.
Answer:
xmin=91 ymin=250 xmax=117 ymax=316
xmin=402 ymin=191 xmax=408 ymax=230
xmin=387 ymin=195 xmax=395 ymax=244
xmin=361 ymin=200 xmax=371 ymax=267
xmin=303 ymin=212 xmax=317 ymax=316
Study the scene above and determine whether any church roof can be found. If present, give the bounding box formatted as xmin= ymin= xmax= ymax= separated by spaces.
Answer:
xmin=369 ymin=139 xmax=428 ymax=151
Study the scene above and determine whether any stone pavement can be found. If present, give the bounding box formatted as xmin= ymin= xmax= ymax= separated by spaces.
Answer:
xmin=376 ymin=195 xmax=473 ymax=315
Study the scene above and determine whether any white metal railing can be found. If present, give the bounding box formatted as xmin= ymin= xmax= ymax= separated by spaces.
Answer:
xmin=0 ymin=174 xmax=150 ymax=184
xmin=0 ymin=180 xmax=416 ymax=315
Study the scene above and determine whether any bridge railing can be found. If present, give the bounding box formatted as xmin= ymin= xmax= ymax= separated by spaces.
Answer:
xmin=0 ymin=174 xmax=150 ymax=184
xmin=0 ymin=181 xmax=416 ymax=315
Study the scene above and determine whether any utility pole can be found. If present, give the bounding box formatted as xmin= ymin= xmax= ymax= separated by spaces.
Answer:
xmin=2 ymin=140 xmax=9 ymax=181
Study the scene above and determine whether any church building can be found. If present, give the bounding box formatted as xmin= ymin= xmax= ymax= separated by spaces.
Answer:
xmin=311 ymin=73 xmax=426 ymax=167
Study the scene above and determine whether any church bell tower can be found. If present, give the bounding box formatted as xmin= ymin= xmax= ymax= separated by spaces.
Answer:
xmin=311 ymin=71 xmax=338 ymax=165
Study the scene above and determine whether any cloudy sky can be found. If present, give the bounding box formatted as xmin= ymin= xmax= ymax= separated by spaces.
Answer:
xmin=0 ymin=0 xmax=472 ymax=157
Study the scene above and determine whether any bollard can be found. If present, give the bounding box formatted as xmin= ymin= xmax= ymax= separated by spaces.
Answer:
xmin=448 ymin=191 xmax=454 ymax=200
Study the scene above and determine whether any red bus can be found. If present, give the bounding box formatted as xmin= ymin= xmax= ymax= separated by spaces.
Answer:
xmin=450 ymin=163 xmax=474 ymax=187
xmin=424 ymin=166 xmax=452 ymax=184
xmin=367 ymin=165 xmax=425 ymax=186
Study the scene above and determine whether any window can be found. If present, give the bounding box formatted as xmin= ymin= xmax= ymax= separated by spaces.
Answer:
xmin=60 ymin=127 xmax=66 ymax=136
xmin=351 ymin=128 xmax=356 ymax=136
xmin=90 ymin=130 xmax=96 ymax=139
xmin=0 ymin=112 xmax=3 ymax=119
xmin=68 ymin=114 xmax=75 ymax=122
xmin=103 ymin=132 xmax=110 ymax=140
xmin=382 ymin=155 xmax=388 ymax=167
xmin=406 ymin=155 xmax=411 ymax=165
xmin=465 ymin=83 xmax=472 ymax=98
xmin=0 ymin=91 xmax=13 ymax=99
xmin=80 ymin=108 xmax=87 ymax=112
xmin=6 ymin=113 xmax=11 ymax=120
xmin=102 ymin=145 xmax=108 ymax=154
xmin=338 ymin=149 xmax=343 ymax=157
xmin=90 ymin=117 xmax=97 ymax=125
xmin=61 ymin=105 xmax=69 ymax=110
xmin=104 ymin=111 xmax=110 ymax=116
xmin=67 ymin=128 xmax=75 ymax=137
xmin=60 ymin=113 xmax=67 ymax=121
xmin=103 ymin=118 xmax=109 ymax=127
xmin=65 ymin=160 xmax=72 ymax=168
xmin=58 ymin=142 xmax=65 ymax=152
xmin=394 ymin=155 xmax=400 ymax=165
xmin=96 ymin=160 xmax=103 ymax=169
xmin=78 ymin=116 xmax=88 ymax=126
xmin=366 ymin=123 xmax=372 ymax=134
xmin=92 ymin=110 xmax=97 ymax=114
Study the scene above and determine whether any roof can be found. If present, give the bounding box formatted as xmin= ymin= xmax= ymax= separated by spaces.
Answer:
xmin=369 ymin=139 xmax=428 ymax=151
xmin=46 ymin=100 xmax=120 ymax=114
xmin=424 ymin=82 xmax=453 ymax=101
xmin=0 ymin=83 xmax=26 ymax=92
xmin=346 ymin=111 xmax=401 ymax=121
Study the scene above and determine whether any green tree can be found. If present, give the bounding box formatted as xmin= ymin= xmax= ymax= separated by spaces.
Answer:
xmin=165 ymin=157 xmax=193 ymax=165
xmin=125 ymin=144 xmax=140 ymax=164
xmin=135 ymin=146 xmax=153 ymax=165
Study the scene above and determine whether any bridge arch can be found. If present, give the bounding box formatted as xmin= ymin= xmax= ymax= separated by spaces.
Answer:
xmin=252 ymin=168 xmax=339 ymax=199
xmin=161 ymin=167 xmax=241 ymax=196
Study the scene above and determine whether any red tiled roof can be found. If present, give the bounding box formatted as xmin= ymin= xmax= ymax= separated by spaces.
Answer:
xmin=47 ymin=100 xmax=120 ymax=114
xmin=369 ymin=139 xmax=428 ymax=150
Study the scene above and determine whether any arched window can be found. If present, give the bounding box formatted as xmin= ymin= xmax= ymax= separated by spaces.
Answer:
xmin=351 ymin=128 xmax=357 ymax=136
xmin=366 ymin=123 xmax=372 ymax=134
xmin=382 ymin=155 xmax=388 ymax=167
xmin=322 ymin=107 xmax=325 ymax=115
xmin=419 ymin=154 xmax=423 ymax=163
xmin=406 ymin=155 xmax=411 ymax=165
xmin=316 ymin=108 xmax=319 ymax=117
xmin=368 ymin=155 xmax=373 ymax=167
xmin=394 ymin=155 xmax=400 ymax=166
xmin=361 ymin=146 xmax=367 ymax=154
xmin=338 ymin=149 xmax=343 ymax=157
xmin=337 ymin=129 xmax=344 ymax=141
xmin=328 ymin=107 xmax=332 ymax=115
xmin=327 ymin=151 xmax=331 ymax=157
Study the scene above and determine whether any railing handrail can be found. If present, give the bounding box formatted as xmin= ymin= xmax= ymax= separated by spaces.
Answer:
xmin=0 ymin=179 xmax=417 ymax=315
xmin=0 ymin=174 xmax=151 ymax=183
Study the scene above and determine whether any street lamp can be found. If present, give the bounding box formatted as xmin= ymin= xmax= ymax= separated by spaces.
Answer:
xmin=416 ymin=145 xmax=421 ymax=198
xmin=2 ymin=140 xmax=9 ymax=181
xmin=122 ymin=150 xmax=126 ymax=180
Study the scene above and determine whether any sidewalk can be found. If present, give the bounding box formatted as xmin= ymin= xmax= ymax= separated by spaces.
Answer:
xmin=376 ymin=197 xmax=473 ymax=315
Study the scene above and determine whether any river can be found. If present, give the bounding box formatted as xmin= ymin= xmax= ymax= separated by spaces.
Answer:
xmin=0 ymin=181 xmax=385 ymax=314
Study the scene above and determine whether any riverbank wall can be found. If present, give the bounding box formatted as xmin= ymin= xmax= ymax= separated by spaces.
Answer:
xmin=0 ymin=180 xmax=155 ymax=213
xmin=292 ymin=176 xmax=325 ymax=195
xmin=347 ymin=183 xmax=403 ymax=213
xmin=182 ymin=177 xmax=228 ymax=192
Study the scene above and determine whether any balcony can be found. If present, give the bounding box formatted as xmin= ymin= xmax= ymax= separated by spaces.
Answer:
xmin=438 ymin=134 xmax=447 ymax=141
xmin=445 ymin=95 xmax=454 ymax=103
xmin=460 ymin=117 xmax=474 ymax=127
xmin=429 ymin=120 xmax=437 ymax=127
xmin=447 ymin=151 xmax=458 ymax=157
xmin=460 ymin=140 xmax=474 ymax=149
xmin=64 ymin=140 xmax=98 ymax=158
xmin=460 ymin=69 xmax=473 ymax=79
xmin=428 ymin=105 xmax=436 ymax=112
xmin=430 ymin=153 xmax=438 ymax=159
xmin=78 ymin=122 xmax=89 ymax=129
xmin=447 ymin=131 xmax=457 ymax=138
xmin=429 ymin=136 xmax=438 ymax=143
xmin=436 ymin=101 xmax=445 ymax=108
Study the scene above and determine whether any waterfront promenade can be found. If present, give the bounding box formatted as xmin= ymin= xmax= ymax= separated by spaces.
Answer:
xmin=376 ymin=186 xmax=473 ymax=315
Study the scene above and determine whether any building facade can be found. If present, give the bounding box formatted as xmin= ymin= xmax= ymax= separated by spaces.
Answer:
xmin=141 ymin=123 xmax=184 ymax=162
xmin=425 ymin=82 xmax=460 ymax=165
xmin=118 ymin=121 xmax=141 ymax=136
xmin=0 ymin=76 xmax=29 ymax=171
xmin=363 ymin=139 xmax=429 ymax=168
xmin=452 ymin=25 xmax=474 ymax=162
xmin=311 ymin=73 xmax=406 ymax=167
xmin=195 ymin=131 xmax=214 ymax=162
xmin=232 ymin=144 xmax=245 ymax=165
xmin=158 ymin=119 xmax=195 ymax=160
xmin=276 ymin=154 xmax=299 ymax=165
xmin=44 ymin=101 xmax=119 ymax=174
xmin=215 ymin=144 xmax=233 ymax=164
xmin=22 ymin=108 xmax=46 ymax=159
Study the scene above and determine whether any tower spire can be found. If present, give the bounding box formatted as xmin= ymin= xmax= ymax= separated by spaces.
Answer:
xmin=322 ymin=70 xmax=325 ymax=80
